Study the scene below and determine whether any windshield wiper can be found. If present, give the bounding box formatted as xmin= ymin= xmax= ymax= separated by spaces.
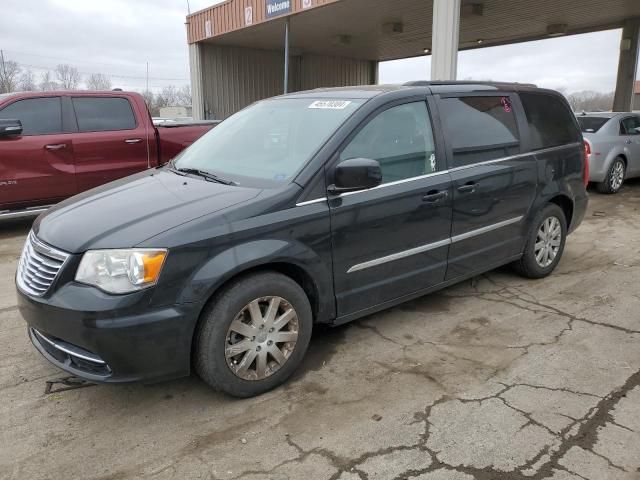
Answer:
xmin=171 ymin=167 xmax=236 ymax=186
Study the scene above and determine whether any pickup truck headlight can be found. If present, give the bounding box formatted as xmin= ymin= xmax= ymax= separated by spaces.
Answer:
xmin=75 ymin=249 xmax=167 ymax=294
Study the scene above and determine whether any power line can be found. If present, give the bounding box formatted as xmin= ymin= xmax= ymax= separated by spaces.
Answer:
xmin=3 ymin=49 xmax=188 ymax=74
xmin=13 ymin=61 xmax=188 ymax=82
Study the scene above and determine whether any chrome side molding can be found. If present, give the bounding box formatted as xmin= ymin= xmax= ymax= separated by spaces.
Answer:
xmin=0 ymin=206 xmax=51 ymax=220
xmin=296 ymin=142 xmax=582 ymax=206
xmin=347 ymin=215 xmax=524 ymax=273
xmin=347 ymin=238 xmax=451 ymax=273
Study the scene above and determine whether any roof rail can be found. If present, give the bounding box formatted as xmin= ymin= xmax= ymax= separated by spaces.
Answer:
xmin=403 ymin=80 xmax=537 ymax=88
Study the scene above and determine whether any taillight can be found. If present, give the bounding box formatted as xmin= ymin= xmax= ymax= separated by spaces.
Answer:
xmin=583 ymin=140 xmax=591 ymax=186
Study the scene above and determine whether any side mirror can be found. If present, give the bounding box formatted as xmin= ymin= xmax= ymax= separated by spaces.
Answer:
xmin=0 ymin=119 xmax=23 ymax=138
xmin=329 ymin=158 xmax=382 ymax=194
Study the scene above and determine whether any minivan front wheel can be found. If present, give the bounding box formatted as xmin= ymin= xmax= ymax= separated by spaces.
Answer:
xmin=195 ymin=272 xmax=312 ymax=397
xmin=513 ymin=203 xmax=567 ymax=279
xmin=597 ymin=157 xmax=625 ymax=194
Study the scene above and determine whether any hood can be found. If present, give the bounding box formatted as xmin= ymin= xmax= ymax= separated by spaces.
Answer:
xmin=34 ymin=169 xmax=261 ymax=253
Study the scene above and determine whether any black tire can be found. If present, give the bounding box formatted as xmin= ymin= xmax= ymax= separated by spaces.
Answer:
xmin=194 ymin=271 xmax=312 ymax=397
xmin=513 ymin=203 xmax=567 ymax=279
xmin=596 ymin=157 xmax=625 ymax=194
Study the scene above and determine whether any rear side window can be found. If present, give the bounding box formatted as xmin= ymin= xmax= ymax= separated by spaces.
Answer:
xmin=520 ymin=92 xmax=581 ymax=150
xmin=72 ymin=97 xmax=136 ymax=132
xmin=620 ymin=116 xmax=640 ymax=135
xmin=0 ymin=97 xmax=62 ymax=135
xmin=439 ymin=96 xmax=519 ymax=167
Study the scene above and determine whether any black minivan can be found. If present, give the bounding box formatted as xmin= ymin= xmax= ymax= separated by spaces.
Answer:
xmin=17 ymin=82 xmax=588 ymax=397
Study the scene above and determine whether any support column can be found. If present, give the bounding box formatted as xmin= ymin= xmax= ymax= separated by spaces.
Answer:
xmin=284 ymin=18 xmax=290 ymax=94
xmin=430 ymin=0 xmax=461 ymax=81
xmin=613 ymin=18 xmax=640 ymax=112
xmin=189 ymin=42 xmax=205 ymax=120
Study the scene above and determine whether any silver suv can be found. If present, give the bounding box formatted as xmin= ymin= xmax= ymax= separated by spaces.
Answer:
xmin=578 ymin=112 xmax=640 ymax=194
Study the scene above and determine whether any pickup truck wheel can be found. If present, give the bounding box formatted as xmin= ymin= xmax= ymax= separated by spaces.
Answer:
xmin=513 ymin=204 xmax=567 ymax=279
xmin=194 ymin=272 xmax=312 ymax=397
xmin=597 ymin=157 xmax=625 ymax=194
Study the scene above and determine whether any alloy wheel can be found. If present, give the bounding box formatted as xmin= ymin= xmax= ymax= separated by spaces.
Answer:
xmin=610 ymin=161 xmax=625 ymax=191
xmin=225 ymin=296 xmax=299 ymax=381
xmin=534 ymin=216 xmax=562 ymax=268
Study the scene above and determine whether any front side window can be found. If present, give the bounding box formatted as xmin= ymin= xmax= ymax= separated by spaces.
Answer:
xmin=0 ymin=97 xmax=62 ymax=135
xmin=174 ymin=98 xmax=364 ymax=185
xmin=340 ymin=102 xmax=437 ymax=184
xmin=620 ymin=116 xmax=640 ymax=136
xmin=520 ymin=92 xmax=581 ymax=150
xmin=439 ymin=96 xmax=519 ymax=167
xmin=72 ymin=97 xmax=136 ymax=132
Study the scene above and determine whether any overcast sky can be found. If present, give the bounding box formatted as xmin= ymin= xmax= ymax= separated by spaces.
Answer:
xmin=0 ymin=0 xmax=631 ymax=93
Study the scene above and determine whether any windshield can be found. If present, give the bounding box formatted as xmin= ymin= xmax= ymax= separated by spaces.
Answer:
xmin=577 ymin=116 xmax=609 ymax=133
xmin=173 ymin=98 xmax=364 ymax=185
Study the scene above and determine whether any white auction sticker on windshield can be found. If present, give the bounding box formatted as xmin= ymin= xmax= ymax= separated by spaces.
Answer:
xmin=308 ymin=100 xmax=352 ymax=110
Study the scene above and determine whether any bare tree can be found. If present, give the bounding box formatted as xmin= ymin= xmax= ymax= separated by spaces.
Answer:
xmin=19 ymin=69 xmax=37 ymax=91
xmin=176 ymin=85 xmax=192 ymax=106
xmin=141 ymin=90 xmax=159 ymax=116
xmin=55 ymin=64 xmax=81 ymax=90
xmin=86 ymin=73 xmax=112 ymax=90
xmin=39 ymin=71 xmax=58 ymax=91
xmin=566 ymin=91 xmax=615 ymax=112
xmin=156 ymin=85 xmax=178 ymax=108
xmin=0 ymin=59 xmax=22 ymax=93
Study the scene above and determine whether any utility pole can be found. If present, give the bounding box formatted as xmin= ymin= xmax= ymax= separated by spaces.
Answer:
xmin=186 ymin=0 xmax=191 ymax=14
xmin=0 ymin=50 xmax=7 ymax=93
xmin=283 ymin=19 xmax=290 ymax=94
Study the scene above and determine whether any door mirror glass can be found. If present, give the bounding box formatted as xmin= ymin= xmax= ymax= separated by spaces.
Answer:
xmin=330 ymin=158 xmax=382 ymax=193
xmin=0 ymin=119 xmax=23 ymax=138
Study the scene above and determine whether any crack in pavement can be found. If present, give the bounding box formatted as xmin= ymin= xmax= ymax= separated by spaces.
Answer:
xmin=232 ymin=370 xmax=640 ymax=480
xmin=0 ymin=305 xmax=18 ymax=314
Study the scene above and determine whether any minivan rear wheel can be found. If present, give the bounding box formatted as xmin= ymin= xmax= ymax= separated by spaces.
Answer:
xmin=597 ymin=157 xmax=625 ymax=194
xmin=513 ymin=203 xmax=567 ymax=279
xmin=194 ymin=272 xmax=312 ymax=397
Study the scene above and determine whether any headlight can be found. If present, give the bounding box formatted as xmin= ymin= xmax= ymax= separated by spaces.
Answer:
xmin=75 ymin=249 xmax=167 ymax=294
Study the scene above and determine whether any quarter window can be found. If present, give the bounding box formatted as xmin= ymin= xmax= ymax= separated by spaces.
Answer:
xmin=0 ymin=97 xmax=62 ymax=135
xmin=72 ymin=97 xmax=136 ymax=132
xmin=340 ymin=102 xmax=437 ymax=184
xmin=520 ymin=92 xmax=581 ymax=149
xmin=439 ymin=96 xmax=520 ymax=167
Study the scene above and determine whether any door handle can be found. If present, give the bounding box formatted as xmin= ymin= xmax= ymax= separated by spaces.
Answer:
xmin=625 ymin=139 xmax=632 ymax=144
xmin=44 ymin=144 xmax=67 ymax=151
xmin=457 ymin=182 xmax=478 ymax=193
xmin=125 ymin=138 xmax=143 ymax=144
xmin=422 ymin=190 xmax=448 ymax=203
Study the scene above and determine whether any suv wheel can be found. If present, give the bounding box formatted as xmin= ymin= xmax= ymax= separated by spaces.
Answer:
xmin=597 ymin=157 xmax=625 ymax=194
xmin=195 ymin=272 xmax=312 ymax=397
xmin=513 ymin=203 xmax=567 ymax=279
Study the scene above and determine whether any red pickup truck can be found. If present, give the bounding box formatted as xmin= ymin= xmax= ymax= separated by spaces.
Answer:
xmin=0 ymin=90 xmax=217 ymax=219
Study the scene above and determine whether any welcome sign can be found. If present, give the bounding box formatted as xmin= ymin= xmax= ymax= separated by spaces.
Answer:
xmin=266 ymin=0 xmax=291 ymax=18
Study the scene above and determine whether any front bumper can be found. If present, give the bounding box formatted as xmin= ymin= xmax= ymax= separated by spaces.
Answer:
xmin=18 ymin=283 xmax=202 ymax=383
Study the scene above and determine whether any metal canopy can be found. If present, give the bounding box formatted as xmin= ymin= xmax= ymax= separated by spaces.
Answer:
xmin=189 ymin=0 xmax=640 ymax=62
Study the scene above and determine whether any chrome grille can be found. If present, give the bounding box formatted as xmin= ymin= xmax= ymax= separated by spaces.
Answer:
xmin=16 ymin=232 xmax=69 ymax=296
